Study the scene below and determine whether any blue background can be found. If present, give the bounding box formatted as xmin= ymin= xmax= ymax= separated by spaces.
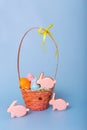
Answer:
xmin=0 ymin=0 xmax=86 ymax=130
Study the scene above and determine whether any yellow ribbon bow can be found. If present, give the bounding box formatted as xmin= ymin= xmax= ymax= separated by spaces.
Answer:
xmin=38 ymin=24 xmax=58 ymax=57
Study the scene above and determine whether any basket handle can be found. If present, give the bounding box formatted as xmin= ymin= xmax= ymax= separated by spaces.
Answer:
xmin=17 ymin=26 xmax=59 ymax=81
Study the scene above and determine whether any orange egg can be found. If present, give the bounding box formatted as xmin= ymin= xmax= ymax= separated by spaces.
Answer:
xmin=19 ymin=78 xmax=31 ymax=89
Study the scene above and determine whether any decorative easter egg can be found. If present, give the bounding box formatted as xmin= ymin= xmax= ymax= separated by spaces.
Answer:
xmin=31 ymin=84 xmax=40 ymax=90
xmin=31 ymin=77 xmax=40 ymax=90
xmin=27 ymin=73 xmax=34 ymax=81
xmin=20 ymin=78 xmax=31 ymax=89
xmin=32 ymin=77 xmax=37 ymax=83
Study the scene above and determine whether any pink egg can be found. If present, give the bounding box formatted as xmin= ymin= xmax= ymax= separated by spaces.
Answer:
xmin=27 ymin=73 xmax=34 ymax=81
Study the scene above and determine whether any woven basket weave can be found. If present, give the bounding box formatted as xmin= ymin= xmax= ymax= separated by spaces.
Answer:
xmin=17 ymin=26 xmax=58 ymax=111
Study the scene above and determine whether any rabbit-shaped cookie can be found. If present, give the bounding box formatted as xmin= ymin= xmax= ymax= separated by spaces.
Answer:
xmin=36 ymin=72 xmax=56 ymax=89
xmin=7 ymin=100 xmax=29 ymax=118
xmin=49 ymin=93 xmax=69 ymax=110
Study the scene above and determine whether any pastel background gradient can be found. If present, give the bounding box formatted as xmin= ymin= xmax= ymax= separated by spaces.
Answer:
xmin=0 ymin=0 xmax=86 ymax=130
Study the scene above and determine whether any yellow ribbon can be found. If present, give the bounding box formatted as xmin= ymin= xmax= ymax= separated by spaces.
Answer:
xmin=38 ymin=24 xmax=58 ymax=57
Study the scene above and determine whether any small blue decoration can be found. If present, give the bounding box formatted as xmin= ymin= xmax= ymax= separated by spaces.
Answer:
xmin=31 ymin=77 xmax=40 ymax=90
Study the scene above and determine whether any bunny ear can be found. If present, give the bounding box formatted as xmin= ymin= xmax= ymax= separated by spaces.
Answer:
xmin=10 ymin=100 xmax=17 ymax=106
xmin=52 ymin=93 xmax=56 ymax=100
xmin=40 ymin=72 xmax=44 ymax=79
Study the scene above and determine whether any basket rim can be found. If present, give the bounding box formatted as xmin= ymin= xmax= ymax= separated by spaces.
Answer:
xmin=20 ymin=87 xmax=53 ymax=93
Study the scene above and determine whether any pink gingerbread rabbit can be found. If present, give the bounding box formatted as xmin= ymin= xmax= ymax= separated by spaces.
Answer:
xmin=7 ymin=100 xmax=29 ymax=118
xmin=36 ymin=72 xmax=56 ymax=89
xmin=49 ymin=93 xmax=69 ymax=110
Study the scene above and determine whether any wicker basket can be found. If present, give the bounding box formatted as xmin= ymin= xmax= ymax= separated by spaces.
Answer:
xmin=17 ymin=26 xmax=58 ymax=111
